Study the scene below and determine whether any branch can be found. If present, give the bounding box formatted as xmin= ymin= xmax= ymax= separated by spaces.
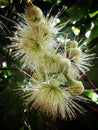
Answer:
xmin=0 ymin=67 xmax=33 ymax=76
xmin=0 ymin=67 xmax=19 ymax=71
xmin=79 ymin=69 xmax=98 ymax=94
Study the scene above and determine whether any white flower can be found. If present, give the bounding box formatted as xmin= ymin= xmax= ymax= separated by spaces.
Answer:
xmin=9 ymin=4 xmax=70 ymax=70
xmin=9 ymin=4 xmax=69 ymax=70
xmin=22 ymin=77 xmax=86 ymax=120
xmin=10 ymin=17 xmax=57 ymax=69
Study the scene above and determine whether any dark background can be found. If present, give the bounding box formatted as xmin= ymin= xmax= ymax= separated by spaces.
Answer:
xmin=0 ymin=0 xmax=98 ymax=130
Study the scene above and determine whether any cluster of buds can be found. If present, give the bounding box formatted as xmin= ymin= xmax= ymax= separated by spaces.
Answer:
xmin=10 ymin=3 xmax=95 ymax=120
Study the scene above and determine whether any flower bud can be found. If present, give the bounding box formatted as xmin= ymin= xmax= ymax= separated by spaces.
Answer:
xmin=68 ymin=80 xmax=84 ymax=96
xmin=66 ymin=40 xmax=78 ymax=49
xmin=49 ymin=79 xmax=59 ymax=88
xmin=67 ymin=48 xmax=82 ymax=63
xmin=59 ymin=58 xmax=71 ymax=73
xmin=25 ymin=5 xmax=43 ymax=26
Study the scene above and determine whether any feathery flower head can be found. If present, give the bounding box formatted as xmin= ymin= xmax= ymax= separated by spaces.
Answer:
xmin=9 ymin=3 xmax=71 ymax=70
xmin=22 ymin=75 xmax=86 ymax=120
xmin=10 ymin=13 xmax=59 ymax=69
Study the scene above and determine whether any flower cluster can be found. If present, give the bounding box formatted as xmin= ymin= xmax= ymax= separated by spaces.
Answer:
xmin=10 ymin=4 xmax=95 ymax=120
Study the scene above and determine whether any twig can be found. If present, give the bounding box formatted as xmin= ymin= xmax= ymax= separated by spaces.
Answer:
xmin=0 ymin=67 xmax=19 ymax=71
xmin=0 ymin=67 xmax=33 ymax=76
xmin=79 ymin=69 xmax=98 ymax=94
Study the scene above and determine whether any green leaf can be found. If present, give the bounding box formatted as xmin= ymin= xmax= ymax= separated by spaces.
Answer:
xmin=89 ymin=24 xmax=98 ymax=41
